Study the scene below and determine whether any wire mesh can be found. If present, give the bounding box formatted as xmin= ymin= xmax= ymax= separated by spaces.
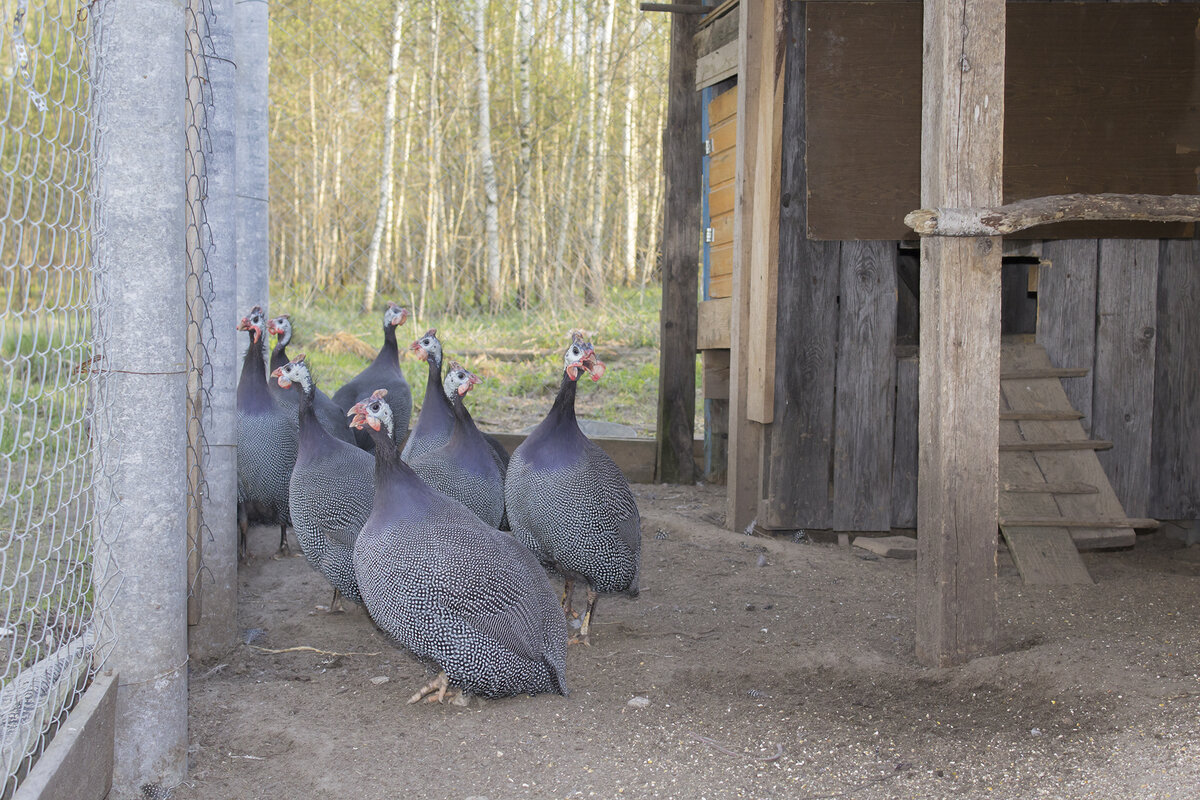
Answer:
xmin=0 ymin=0 xmax=113 ymax=792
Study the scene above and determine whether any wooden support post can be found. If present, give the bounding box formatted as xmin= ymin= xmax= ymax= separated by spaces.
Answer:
xmin=655 ymin=6 xmax=702 ymax=484
xmin=915 ymin=0 xmax=1005 ymax=667
xmin=727 ymin=0 xmax=784 ymax=529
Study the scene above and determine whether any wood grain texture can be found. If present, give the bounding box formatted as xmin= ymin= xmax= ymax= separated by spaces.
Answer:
xmin=1150 ymin=239 xmax=1200 ymax=518
xmin=702 ymin=349 xmax=731 ymax=400
xmin=891 ymin=356 xmax=918 ymax=529
xmin=745 ymin=0 xmax=786 ymax=423
xmin=696 ymin=297 xmax=733 ymax=350
xmin=1092 ymin=239 xmax=1158 ymax=517
xmin=760 ymin=2 xmax=841 ymax=531
xmin=832 ymin=241 xmax=897 ymax=531
xmin=696 ymin=39 xmax=739 ymax=89
xmin=915 ymin=0 xmax=1004 ymax=667
xmin=1037 ymin=239 xmax=1098 ymax=433
xmin=655 ymin=10 xmax=702 ymax=484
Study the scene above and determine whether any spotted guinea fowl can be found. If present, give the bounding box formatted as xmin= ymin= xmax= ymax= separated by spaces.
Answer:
xmin=504 ymin=332 xmax=641 ymax=646
xmin=332 ymin=301 xmax=413 ymax=450
xmin=349 ymin=389 xmax=568 ymax=702
xmin=272 ymin=354 xmax=373 ymax=611
xmin=409 ymin=362 xmax=505 ymax=529
xmin=236 ymin=305 xmax=298 ymax=559
xmin=267 ymin=314 xmax=358 ymax=447
xmin=404 ymin=328 xmax=509 ymax=468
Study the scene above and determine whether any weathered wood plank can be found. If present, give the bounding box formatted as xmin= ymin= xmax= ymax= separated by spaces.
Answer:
xmin=655 ymin=10 xmax=702 ymax=484
xmin=1000 ymin=367 xmax=1089 ymax=380
xmin=708 ymin=85 xmax=738 ymax=125
xmin=696 ymin=39 xmax=739 ymax=89
xmin=702 ymin=349 xmax=730 ymax=400
xmin=999 ymin=440 xmax=1113 ymax=452
xmin=760 ymin=2 xmax=841 ymax=530
xmin=1002 ymin=481 xmax=1098 ymax=495
xmin=1000 ymin=410 xmax=1083 ymax=422
xmin=704 ymin=398 xmax=729 ymax=485
xmin=13 ymin=671 xmax=118 ymax=800
xmin=1150 ymin=239 xmax=1200 ymax=518
xmin=915 ymin=0 xmax=1004 ymax=667
xmin=1037 ymin=239 xmax=1098 ymax=432
xmin=725 ymin=0 xmax=771 ymax=530
xmin=907 ymin=193 xmax=1200 ymax=237
xmin=1001 ymin=527 xmax=1094 ymax=585
xmin=891 ymin=356 xmax=918 ymax=529
xmin=1001 ymin=517 xmax=1157 ymax=530
xmin=1092 ymin=239 xmax=1158 ymax=517
xmin=832 ymin=240 xmax=897 ymax=531
xmin=745 ymin=0 xmax=786 ymax=424
xmin=696 ymin=297 xmax=732 ymax=350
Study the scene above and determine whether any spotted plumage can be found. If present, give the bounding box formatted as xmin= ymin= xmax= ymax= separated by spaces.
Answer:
xmin=267 ymin=314 xmax=358 ymax=447
xmin=236 ymin=305 xmax=298 ymax=558
xmin=350 ymin=391 xmax=568 ymax=700
xmin=505 ymin=332 xmax=641 ymax=645
xmin=333 ymin=301 xmax=413 ymax=450
xmin=273 ymin=355 xmax=372 ymax=607
xmin=409 ymin=362 xmax=506 ymax=529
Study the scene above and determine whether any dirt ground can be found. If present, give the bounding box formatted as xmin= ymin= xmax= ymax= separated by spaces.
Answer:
xmin=177 ymin=483 xmax=1200 ymax=800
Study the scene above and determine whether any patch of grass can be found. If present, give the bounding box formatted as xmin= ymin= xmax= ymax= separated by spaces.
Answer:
xmin=267 ymin=284 xmax=702 ymax=438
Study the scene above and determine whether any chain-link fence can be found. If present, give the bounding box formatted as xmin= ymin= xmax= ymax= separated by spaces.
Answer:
xmin=0 ymin=0 xmax=114 ymax=791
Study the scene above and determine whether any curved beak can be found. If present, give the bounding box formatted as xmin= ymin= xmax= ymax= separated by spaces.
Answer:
xmin=410 ymin=341 xmax=428 ymax=361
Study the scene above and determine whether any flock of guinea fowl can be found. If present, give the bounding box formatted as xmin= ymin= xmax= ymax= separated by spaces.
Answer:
xmin=234 ymin=301 xmax=641 ymax=703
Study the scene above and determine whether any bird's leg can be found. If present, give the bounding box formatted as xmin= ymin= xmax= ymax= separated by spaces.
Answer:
xmin=329 ymin=588 xmax=345 ymax=614
xmin=407 ymin=672 xmax=462 ymax=704
xmin=560 ymin=578 xmax=580 ymax=620
xmin=273 ymin=524 xmax=291 ymax=559
xmin=568 ymin=589 xmax=599 ymax=647
xmin=237 ymin=503 xmax=249 ymax=563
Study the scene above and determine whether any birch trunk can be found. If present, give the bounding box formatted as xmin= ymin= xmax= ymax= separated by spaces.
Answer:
xmin=363 ymin=0 xmax=407 ymax=312
xmin=586 ymin=0 xmax=617 ymax=303
xmin=622 ymin=10 xmax=640 ymax=287
xmin=516 ymin=0 xmax=534 ymax=307
xmin=396 ymin=70 xmax=420 ymax=281
xmin=641 ymin=94 xmax=666 ymax=287
xmin=419 ymin=9 xmax=442 ymax=321
xmin=475 ymin=0 xmax=503 ymax=311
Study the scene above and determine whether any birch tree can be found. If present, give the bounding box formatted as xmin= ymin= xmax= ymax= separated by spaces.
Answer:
xmin=586 ymin=0 xmax=617 ymax=303
xmin=363 ymin=0 xmax=406 ymax=312
xmin=515 ymin=0 xmax=534 ymax=308
xmin=475 ymin=0 xmax=502 ymax=311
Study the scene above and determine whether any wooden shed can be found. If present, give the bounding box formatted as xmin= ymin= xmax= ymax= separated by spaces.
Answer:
xmin=652 ymin=0 xmax=1200 ymax=665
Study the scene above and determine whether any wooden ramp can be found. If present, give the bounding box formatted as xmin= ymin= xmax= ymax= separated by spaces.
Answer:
xmin=998 ymin=341 xmax=1143 ymax=585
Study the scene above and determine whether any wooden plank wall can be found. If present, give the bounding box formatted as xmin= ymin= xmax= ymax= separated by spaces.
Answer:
xmin=1037 ymin=240 xmax=1099 ymax=432
xmin=759 ymin=1 xmax=841 ymax=531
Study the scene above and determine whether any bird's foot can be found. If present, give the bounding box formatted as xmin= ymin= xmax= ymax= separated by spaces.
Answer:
xmin=272 ymin=542 xmax=291 ymax=560
xmin=567 ymin=633 xmax=592 ymax=647
xmin=407 ymin=672 xmax=463 ymax=704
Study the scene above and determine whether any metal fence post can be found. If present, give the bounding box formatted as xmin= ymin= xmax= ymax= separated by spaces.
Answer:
xmin=92 ymin=0 xmax=189 ymax=794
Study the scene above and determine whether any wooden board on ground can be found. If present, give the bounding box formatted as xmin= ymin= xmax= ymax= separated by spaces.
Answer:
xmin=1001 ymin=527 xmax=1094 ymax=585
xmin=852 ymin=535 xmax=916 ymax=559
xmin=998 ymin=341 xmax=1138 ymax=575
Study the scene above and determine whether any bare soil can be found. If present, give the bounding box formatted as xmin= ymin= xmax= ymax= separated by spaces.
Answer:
xmin=178 ymin=484 xmax=1200 ymax=800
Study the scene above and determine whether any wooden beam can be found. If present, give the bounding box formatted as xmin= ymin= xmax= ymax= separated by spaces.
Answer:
xmin=725 ymin=0 xmax=775 ymax=530
xmin=915 ymin=0 xmax=1005 ymax=667
xmin=1000 ymin=367 xmax=1088 ymax=380
xmin=1000 ymin=410 xmax=1083 ymax=422
xmin=906 ymin=193 xmax=1200 ymax=237
xmin=655 ymin=9 xmax=703 ymax=484
xmin=640 ymin=3 xmax=709 ymax=13
xmin=999 ymin=440 xmax=1112 ymax=452
xmin=1002 ymin=481 xmax=1098 ymax=495
xmin=1000 ymin=517 xmax=1158 ymax=530
xmin=744 ymin=0 xmax=785 ymax=423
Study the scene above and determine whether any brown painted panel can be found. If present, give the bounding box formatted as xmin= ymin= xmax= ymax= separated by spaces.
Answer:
xmin=709 ymin=272 xmax=733 ymax=298
xmin=807 ymin=3 xmax=1200 ymax=241
xmin=709 ymin=209 xmax=734 ymax=247
xmin=709 ymin=114 xmax=737 ymax=155
xmin=709 ymin=242 xmax=734 ymax=278
xmin=709 ymin=182 xmax=735 ymax=216
xmin=708 ymin=85 xmax=738 ymax=126
xmin=709 ymin=148 xmax=736 ymax=188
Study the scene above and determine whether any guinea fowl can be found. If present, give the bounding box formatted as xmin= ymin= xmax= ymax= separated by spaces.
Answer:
xmin=409 ymin=362 xmax=506 ymax=529
xmin=332 ymin=301 xmax=413 ymax=450
xmin=404 ymin=328 xmax=509 ymax=468
xmin=272 ymin=354 xmax=373 ymax=611
xmin=267 ymin=314 xmax=358 ymax=447
xmin=236 ymin=305 xmax=298 ymax=559
xmin=349 ymin=389 xmax=568 ymax=702
xmin=504 ymin=332 xmax=641 ymax=646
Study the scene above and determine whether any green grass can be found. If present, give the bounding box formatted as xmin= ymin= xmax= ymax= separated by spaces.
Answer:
xmin=268 ymin=284 xmax=703 ymax=438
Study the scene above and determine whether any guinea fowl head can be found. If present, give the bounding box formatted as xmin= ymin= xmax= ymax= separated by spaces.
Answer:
xmin=383 ymin=302 xmax=409 ymax=329
xmin=348 ymin=389 xmax=393 ymax=437
xmin=271 ymin=354 xmax=311 ymax=392
xmin=442 ymin=360 xmax=481 ymax=401
xmin=410 ymin=329 xmax=441 ymax=364
xmin=267 ymin=314 xmax=292 ymax=346
xmin=237 ymin=305 xmax=267 ymax=344
xmin=563 ymin=330 xmax=605 ymax=383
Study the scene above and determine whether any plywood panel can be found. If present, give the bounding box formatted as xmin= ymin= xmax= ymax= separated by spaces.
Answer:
xmin=1093 ymin=240 xmax=1159 ymax=518
xmin=1151 ymin=239 xmax=1200 ymax=518
xmin=832 ymin=241 xmax=897 ymax=531
xmin=806 ymin=3 xmax=1200 ymax=241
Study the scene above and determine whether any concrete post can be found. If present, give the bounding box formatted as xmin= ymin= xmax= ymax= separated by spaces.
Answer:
xmin=189 ymin=0 xmax=240 ymax=659
xmin=235 ymin=0 xmax=271 ymax=334
xmin=92 ymin=0 xmax=188 ymax=793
